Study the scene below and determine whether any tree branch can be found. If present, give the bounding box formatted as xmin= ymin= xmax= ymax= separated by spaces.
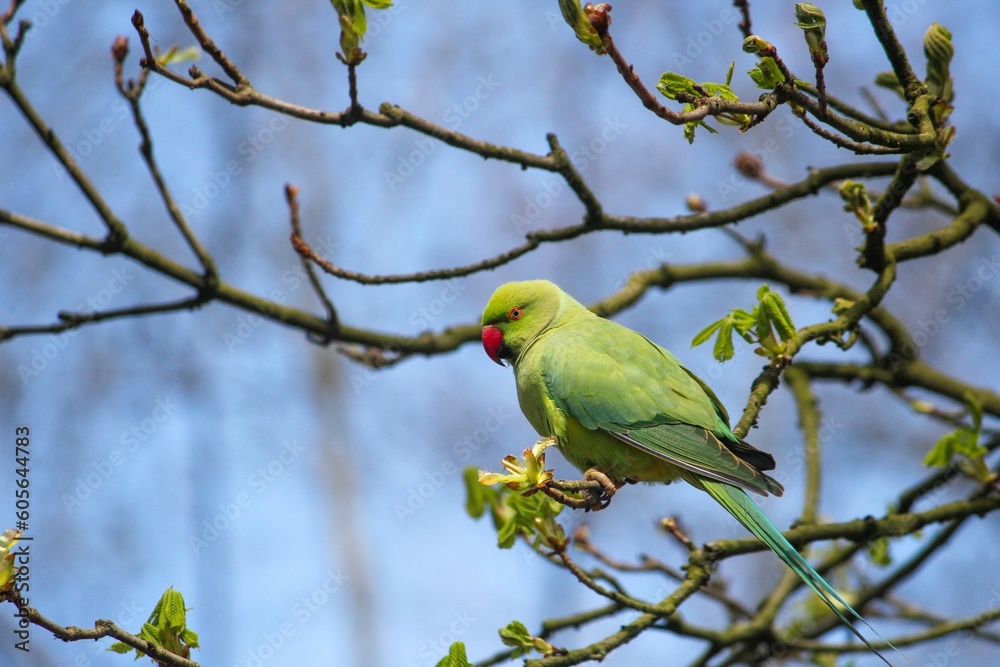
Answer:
xmin=1 ymin=592 xmax=200 ymax=667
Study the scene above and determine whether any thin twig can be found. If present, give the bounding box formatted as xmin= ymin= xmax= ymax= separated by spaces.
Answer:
xmin=285 ymin=184 xmax=338 ymax=332
xmin=859 ymin=86 xmax=891 ymax=124
xmin=787 ymin=606 xmax=1000 ymax=653
xmin=883 ymin=596 xmax=1000 ymax=643
xmin=784 ymin=367 xmax=822 ymax=526
xmin=0 ymin=297 xmax=209 ymax=343
xmin=173 ymin=0 xmax=248 ymax=86
xmin=706 ymin=492 xmax=1000 ymax=560
xmin=788 ymin=86 xmax=933 ymax=151
xmin=1 ymin=76 xmax=129 ymax=245
xmin=574 ymin=528 xmax=753 ymax=619
xmin=522 ymin=554 xmax=711 ymax=667
xmin=732 ymin=0 xmax=752 ymax=39
xmin=113 ymin=37 xmax=218 ymax=293
xmin=475 ymin=604 xmax=624 ymax=667
xmin=795 ymin=110 xmax=906 ymax=155
xmin=1 ymin=0 xmax=26 ymax=25
xmin=346 ymin=62 xmax=360 ymax=119
xmin=858 ymin=0 xmax=925 ymax=102
xmin=546 ymin=133 xmax=602 ymax=225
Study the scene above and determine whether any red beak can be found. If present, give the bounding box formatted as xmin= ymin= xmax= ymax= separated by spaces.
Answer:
xmin=482 ymin=325 xmax=505 ymax=365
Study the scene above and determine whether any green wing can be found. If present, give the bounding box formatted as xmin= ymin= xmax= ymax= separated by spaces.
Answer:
xmin=541 ymin=317 xmax=783 ymax=497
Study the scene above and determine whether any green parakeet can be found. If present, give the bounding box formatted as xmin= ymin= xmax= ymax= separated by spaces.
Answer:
xmin=481 ymin=279 xmax=891 ymax=663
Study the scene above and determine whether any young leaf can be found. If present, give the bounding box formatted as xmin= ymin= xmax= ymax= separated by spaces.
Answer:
xmin=0 ymin=529 xmax=21 ymax=593
xmin=794 ymin=3 xmax=828 ymax=64
xmin=730 ymin=309 xmax=757 ymax=338
xmin=683 ymin=114 xmax=714 ymax=143
xmin=923 ymin=430 xmax=965 ymax=467
xmin=748 ymin=57 xmax=786 ymax=89
xmin=694 ymin=289 xmax=795 ymax=363
xmin=180 ymin=629 xmax=200 ymax=650
xmin=924 ymin=396 xmax=988 ymax=476
xmin=338 ymin=13 xmax=361 ymax=60
xmin=712 ymin=318 xmax=736 ymax=362
xmin=741 ymin=35 xmax=772 ymax=55
xmin=656 ymin=72 xmax=698 ymax=100
xmin=435 ymin=642 xmax=472 ymax=667
xmin=794 ymin=3 xmax=826 ymax=32
xmin=162 ymin=588 xmax=186 ymax=631
xmin=923 ymin=22 xmax=954 ymax=100
xmin=758 ymin=286 xmax=797 ymax=341
xmin=499 ymin=620 xmax=562 ymax=657
xmin=867 ymin=536 xmax=892 ymax=566
xmin=838 ymin=180 xmax=876 ymax=233
xmin=658 ymin=69 xmax=747 ymax=139
xmin=496 ymin=516 xmax=519 ymax=549
xmin=463 ymin=466 xmax=489 ymax=518
xmin=499 ymin=620 xmax=534 ymax=656
xmin=156 ymin=46 xmax=200 ymax=68
xmin=700 ymin=81 xmax=738 ymax=102
xmin=108 ymin=588 xmax=200 ymax=661
xmin=691 ymin=320 xmax=723 ymax=348
xmin=874 ymin=71 xmax=905 ymax=99
xmin=331 ymin=0 xmax=366 ymax=36
xmin=107 ymin=642 xmax=133 ymax=655
xmin=558 ymin=0 xmax=604 ymax=49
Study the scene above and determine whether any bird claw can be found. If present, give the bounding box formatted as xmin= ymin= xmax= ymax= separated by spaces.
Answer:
xmin=537 ymin=467 xmax=625 ymax=512
xmin=582 ymin=467 xmax=621 ymax=511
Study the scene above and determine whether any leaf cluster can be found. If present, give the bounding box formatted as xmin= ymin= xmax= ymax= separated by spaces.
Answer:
xmin=839 ymin=180 xmax=876 ymax=234
xmin=433 ymin=641 xmax=472 ymax=667
xmin=924 ymin=398 xmax=991 ymax=482
xmin=464 ymin=467 xmax=566 ymax=550
xmin=557 ymin=0 xmax=606 ymax=50
xmin=329 ymin=0 xmax=393 ymax=64
xmin=108 ymin=588 xmax=199 ymax=661
xmin=0 ymin=529 xmax=21 ymax=593
xmin=656 ymin=63 xmax=749 ymax=142
xmin=499 ymin=620 xmax=564 ymax=658
xmin=691 ymin=285 xmax=797 ymax=362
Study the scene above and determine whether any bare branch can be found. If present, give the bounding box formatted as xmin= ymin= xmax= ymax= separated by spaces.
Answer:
xmin=173 ymin=0 xmax=248 ymax=86
xmin=285 ymin=184 xmax=338 ymax=333
xmin=858 ymin=0 xmax=925 ymax=102
xmin=784 ymin=367 xmax=822 ymax=526
xmin=114 ymin=37 xmax=219 ymax=292
xmin=0 ymin=296 xmax=209 ymax=343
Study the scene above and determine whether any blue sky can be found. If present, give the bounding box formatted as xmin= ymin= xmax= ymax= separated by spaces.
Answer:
xmin=1 ymin=2 xmax=999 ymax=666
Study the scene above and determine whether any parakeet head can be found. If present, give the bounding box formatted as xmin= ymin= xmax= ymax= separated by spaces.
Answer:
xmin=481 ymin=280 xmax=565 ymax=366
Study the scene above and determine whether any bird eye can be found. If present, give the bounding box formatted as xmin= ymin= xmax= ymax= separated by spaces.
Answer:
xmin=508 ymin=307 xmax=523 ymax=320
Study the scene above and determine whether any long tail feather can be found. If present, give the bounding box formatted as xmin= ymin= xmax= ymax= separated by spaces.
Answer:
xmin=698 ymin=479 xmax=897 ymax=665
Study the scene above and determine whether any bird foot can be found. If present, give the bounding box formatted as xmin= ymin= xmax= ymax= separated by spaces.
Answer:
xmin=582 ymin=467 xmax=622 ymax=511
xmin=538 ymin=467 xmax=625 ymax=512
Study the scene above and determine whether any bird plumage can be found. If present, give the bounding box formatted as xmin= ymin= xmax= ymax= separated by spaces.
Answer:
xmin=481 ymin=279 xmax=893 ymax=664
